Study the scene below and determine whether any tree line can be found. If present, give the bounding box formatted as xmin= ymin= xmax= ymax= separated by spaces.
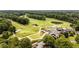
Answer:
xmin=27 ymin=14 xmax=46 ymax=20
xmin=0 ymin=12 xmax=29 ymax=25
xmin=0 ymin=36 xmax=32 ymax=48
xmin=26 ymin=11 xmax=79 ymax=23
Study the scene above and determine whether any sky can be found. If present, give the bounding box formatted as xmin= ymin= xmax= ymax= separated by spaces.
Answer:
xmin=0 ymin=0 xmax=79 ymax=10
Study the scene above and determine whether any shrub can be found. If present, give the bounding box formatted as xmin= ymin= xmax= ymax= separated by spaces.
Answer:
xmin=43 ymin=34 xmax=55 ymax=48
xmin=55 ymin=35 xmax=73 ymax=48
xmin=63 ymin=32 xmax=69 ymax=38
xmin=2 ymin=31 xmax=10 ymax=39
xmin=75 ymin=34 xmax=79 ymax=44
xmin=19 ymin=37 xmax=32 ymax=48
xmin=69 ymin=31 xmax=75 ymax=36
xmin=8 ymin=36 xmax=20 ymax=48
xmin=0 ymin=43 xmax=8 ymax=48
xmin=8 ymin=26 xmax=16 ymax=33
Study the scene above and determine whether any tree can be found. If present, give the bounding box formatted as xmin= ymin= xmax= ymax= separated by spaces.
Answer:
xmin=2 ymin=31 xmax=10 ymax=39
xmin=69 ymin=31 xmax=75 ymax=36
xmin=75 ymin=34 xmax=79 ymax=44
xmin=17 ymin=17 xmax=29 ymax=25
xmin=27 ymin=14 xmax=46 ymax=20
xmin=8 ymin=26 xmax=16 ymax=33
xmin=0 ymin=24 xmax=3 ymax=34
xmin=1 ymin=23 xmax=8 ymax=31
xmin=74 ymin=20 xmax=79 ymax=31
xmin=0 ymin=43 xmax=8 ymax=48
xmin=63 ymin=32 xmax=69 ymax=38
xmin=0 ymin=18 xmax=14 ymax=34
xmin=19 ymin=37 xmax=32 ymax=48
xmin=55 ymin=35 xmax=73 ymax=48
xmin=8 ymin=36 xmax=19 ymax=48
xmin=43 ymin=34 xmax=55 ymax=48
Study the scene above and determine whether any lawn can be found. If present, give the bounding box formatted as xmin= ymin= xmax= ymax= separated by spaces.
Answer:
xmin=12 ymin=17 xmax=72 ymax=40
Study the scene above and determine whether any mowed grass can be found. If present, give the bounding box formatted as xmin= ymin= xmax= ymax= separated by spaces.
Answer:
xmin=12 ymin=21 xmax=39 ymax=38
xmin=12 ymin=18 xmax=71 ymax=39
xmin=28 ymin=32 xmax=44 ymax=40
